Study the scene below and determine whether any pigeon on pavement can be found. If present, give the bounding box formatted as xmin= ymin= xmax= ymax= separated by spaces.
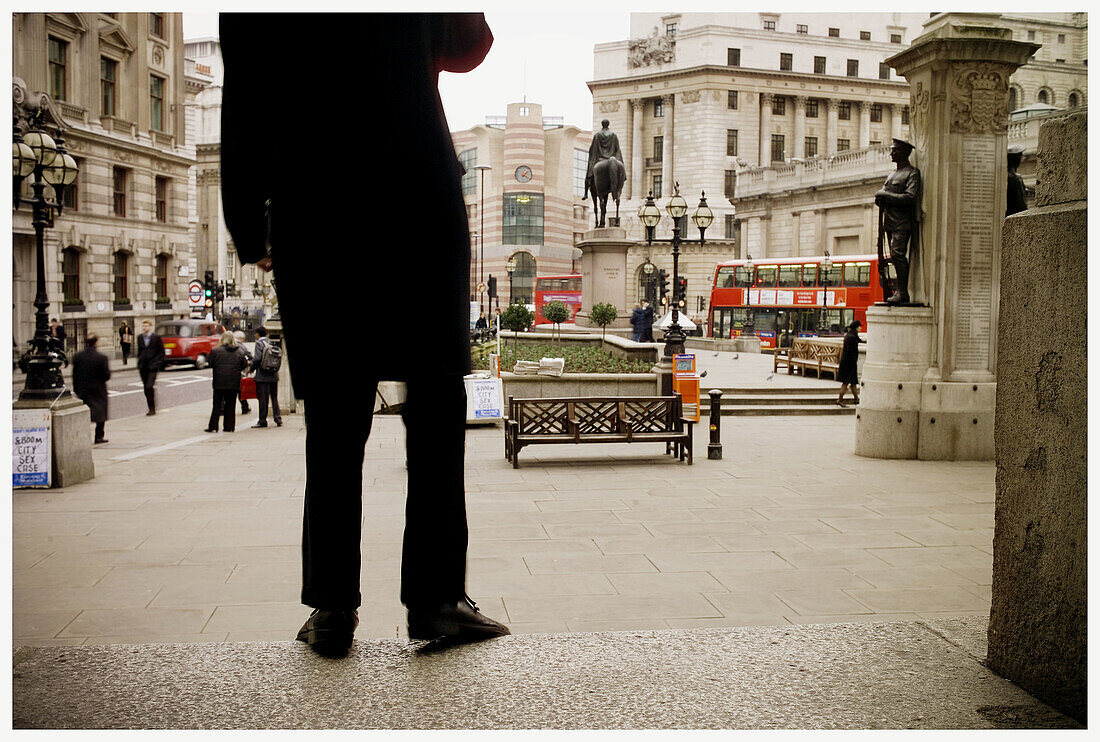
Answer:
xmin=765 ymin=374 xmax=774 ymax=381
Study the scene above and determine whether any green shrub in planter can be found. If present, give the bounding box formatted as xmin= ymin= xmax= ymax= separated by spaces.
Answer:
xmin=155 ymin=295 xmax=171 ymax=305
xmin=589 ymin=302 xmax=618 ymax=343
xmin=500 ymin=303 xmax=534 ymax=352
xmin=541 ymin=300 xmax=570 ymax=343
xmin=113 ymin=297 xmax=131 ymax=305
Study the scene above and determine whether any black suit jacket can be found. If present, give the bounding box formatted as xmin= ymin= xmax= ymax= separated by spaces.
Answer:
xmin=220 ymin=13 xmax=492 ymax=397
xmin=72 ymin=347 xmax=111 ymax=422
xmin=136 ymin=333 xmax=165 ymax=372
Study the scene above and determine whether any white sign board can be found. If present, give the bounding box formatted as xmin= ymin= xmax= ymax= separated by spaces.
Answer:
xmin=464 ymin=377 xmax=504 ymax=422
xmin=13 ymin=409 xmax=51 ymax=488
xmin=188 ymin=280 xmax=204 ymax=307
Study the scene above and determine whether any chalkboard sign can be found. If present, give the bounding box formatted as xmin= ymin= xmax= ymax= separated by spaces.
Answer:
xmin=13 ymin=409 xmax=52 ymax=488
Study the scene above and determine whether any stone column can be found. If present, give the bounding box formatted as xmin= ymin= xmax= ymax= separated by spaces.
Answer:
xmin=793 ymin=96 xmax=806 ymax=159
xmin=759 ymin=93 xmax=773 ymax=165
xmin=825 ymin=99 xmax=838 ymax=156
xmin=738 ymin=220 xmax=749 ymax=259
xmin=857 ymin=100 xmax=871 ymax=149
xmin=661 ymin=94 xmax=674 ymax=192
xmin=791 ymin=211 xmax=803 ymax=254
xmin=631 ymin=98 xmax=645 ymax=200
xmin=855 ymin=13 xmax=1038 ymax=461
xmin=817 ymin=209 xmax=828 ymax=254
xmin=891 ymin=102 xmax=904 ymax=140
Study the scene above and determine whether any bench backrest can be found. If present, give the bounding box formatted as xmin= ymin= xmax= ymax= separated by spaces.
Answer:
xmin=791 ymin=338 xmax=842 ymax=363
xmin=508 ymin=396 xmax=681 ymax=435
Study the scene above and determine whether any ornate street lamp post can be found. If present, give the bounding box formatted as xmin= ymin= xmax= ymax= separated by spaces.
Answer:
xmin=13 ymin=104 xmax=79 ymax=400
xmin=642 ymin=259 xmax=656 ymax=304
xmin=473 ymin=164 xmax=491 ymax=313
xmin=505 ymin=257 xmax=517 ymax=305
xmin=639 ymin=183 xmax=712 ymax=358
xmin=819 ymin=250 xmax=833 ymax=335
xmin=742 ymin=254 xmax=755 ymax=337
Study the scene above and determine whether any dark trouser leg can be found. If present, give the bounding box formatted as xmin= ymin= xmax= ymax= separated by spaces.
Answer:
xmin=94 ymin=421 xmax=105 ymax=441
xmin=208 ymin=389 xmax=223 ymax=431
xmin=301 ymin=388 xmax=375 ymax=610
xmin=400 ymin=376 xmax=469 ymax=607
xmin=223 ymin=390 xmax=238 ymax=432
xmin=888 ymin=231 xmax=911 ymax=302
xmin=140 ymin=368 xmax=157 ymax=411
xmin=121 ymin=346 xmax=129 ymax=364
xmin=269 ymin=382 xmax=282 ymax=423
xmin=257 ymin=382 xmax=270 ymax=423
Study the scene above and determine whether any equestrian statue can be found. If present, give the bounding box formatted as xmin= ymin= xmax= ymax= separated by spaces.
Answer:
xmin=583 ymin=118 xmax=627 ymax=229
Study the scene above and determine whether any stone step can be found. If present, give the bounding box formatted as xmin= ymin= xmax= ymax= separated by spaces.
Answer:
xmin=703 ymin=386 xmax=837 ymax=396
xmin=700 ymin=404 xmax=856 ymax=416
xmin=713 ymin=395 xmax=845 ymax=406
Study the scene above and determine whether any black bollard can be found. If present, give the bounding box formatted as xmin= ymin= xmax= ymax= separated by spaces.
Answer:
xmin=707 ymin=388 xmax=723 ymax=459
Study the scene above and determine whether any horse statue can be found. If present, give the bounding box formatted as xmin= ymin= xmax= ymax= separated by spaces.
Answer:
xmin=590 ymin=156 xmax=626 ymax=229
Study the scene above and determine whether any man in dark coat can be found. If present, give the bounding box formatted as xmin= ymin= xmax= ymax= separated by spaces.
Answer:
xmin=250 ymin=326 xmax=282 ymax=428
xmin=220 ymin=12 xmax=508 ymax=657
xmin=836 ymin=320 xmax=864 ymax=407
xmin=72 ymin=334 xmax=111 ymax=444
xmin=629 ymin=303 xmax=644 ymax=341
xmin=641 ymin=300 xmax=656 ymax=342
xmin=205 ymin=333 xmax=249 ymax=433
xmin=135 ymin=319 xmax=164 ymax=415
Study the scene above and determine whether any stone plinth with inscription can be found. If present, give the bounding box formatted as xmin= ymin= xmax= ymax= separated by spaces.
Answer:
xmin=855 ymin=13 xmax=1037 ymax=460
xmin=575 ymin=228 xmax=632 ymax=329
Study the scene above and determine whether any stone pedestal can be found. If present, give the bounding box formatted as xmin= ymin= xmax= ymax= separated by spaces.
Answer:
xmin=575 ymin=228 xmax=631 ymax=328
xmin=14 ymin=395 xmax=95 ymax=488
xmin=856 ymin=14 xmax=1037 ymax=460
xmin=263 ymin=315 xmax=298 ymax=414
xmin=855 ymin=306 xmax=933 ymax=459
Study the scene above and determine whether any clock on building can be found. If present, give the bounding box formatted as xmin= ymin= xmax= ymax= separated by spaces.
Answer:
xmin=514 ymin=165 xmax=533 ymax=183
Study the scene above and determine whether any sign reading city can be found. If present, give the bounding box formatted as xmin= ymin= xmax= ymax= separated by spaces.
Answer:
xmin=464 ymin=377 xmax=504 ymax=422
xmin=12 ymin=409 xmax=52 ymax=488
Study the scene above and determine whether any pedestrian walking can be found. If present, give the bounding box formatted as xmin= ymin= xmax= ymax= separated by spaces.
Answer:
xmin=205 ymin=331 xmax=249 ymax=433
xmin=629 ymin=302 xmax=643 ymax=341
xmin=48 ymin=318 xmax=66 ymax=349
xmin=641 ymin=300 xmax=656 ymax=342
xmin=836 ymin=320 xmax=864 ymax=407
xmin=135 ymin=320 xmax=164 ymax=415
xmin=72 ymin=334 xmax=111 ymax=444
xmin=250 ymin=326 xmax=283 ymax=428
xmin=221 ymin=11 xmax=508 ymax=657
xmin=118 ymin=321 xmax=133 ymax=365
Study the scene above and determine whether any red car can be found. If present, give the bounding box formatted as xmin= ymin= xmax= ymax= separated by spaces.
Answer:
xmin=157 ymin=319 xmax=226 ymax=369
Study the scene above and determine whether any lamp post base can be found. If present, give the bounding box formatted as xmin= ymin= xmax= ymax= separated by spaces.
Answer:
xmin=18 ymin=355 xmax=69 ymax=401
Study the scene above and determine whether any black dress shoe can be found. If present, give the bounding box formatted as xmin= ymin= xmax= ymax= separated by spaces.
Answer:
xmin=407 ymin=596 xmax=510 ymax=643
xmin=296 ymin=609 xmax=358 ymax=657
xmin=204 ymin=428 xmax=217 ymax=433
xmin=252 ymin=422 xmax=267 ymax=428
xmin=146 ymin=410 xmax=156 ymax=416
xmin=94 ymin=438 xmax=108 ymax=444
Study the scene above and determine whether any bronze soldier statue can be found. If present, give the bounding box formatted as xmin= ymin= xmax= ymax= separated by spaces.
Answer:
xmin=875 ymin=138 xmax=921 ymax=305
xmin=1006 ymin=144 xmax=1028 ymax=216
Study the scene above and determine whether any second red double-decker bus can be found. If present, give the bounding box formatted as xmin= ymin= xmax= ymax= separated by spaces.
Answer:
xmin=708 ymin=254 xmax=889 ymax=348
xmin=533 ymin=274 xmax=582 ymax=325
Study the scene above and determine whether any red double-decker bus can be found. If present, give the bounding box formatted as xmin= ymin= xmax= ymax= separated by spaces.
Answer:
xmin=708 ymin=254 xmax=888 ymax=348
xmin=533 ymin=274 xmax=582 ymax=326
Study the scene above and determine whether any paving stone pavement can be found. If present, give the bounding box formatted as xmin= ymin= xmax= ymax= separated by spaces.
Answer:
xmin=13 ymin=351 xmax=995 ymax=647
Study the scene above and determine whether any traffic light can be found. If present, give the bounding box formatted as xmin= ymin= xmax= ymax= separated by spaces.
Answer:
xmin=214 ymin=281 xmax=225 ymax=302
xmin=658 ymin=269 xmax=670 ymax=305
xmin=676 ymin=276 xmax=688 ymax=308
xmin=204 ymin=270 xmax=214 ymax=308
xmin=487 ymin=275 xmax=497 ymax=298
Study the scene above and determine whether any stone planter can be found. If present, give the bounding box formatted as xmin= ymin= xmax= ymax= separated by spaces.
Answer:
xmin=61 ymin=303 xmax=85 ymax=313
xmin=155 ymin=302 xmax=171 ymax=310
xmin=112 ymin=303 xmax=132 ymax=312
xmin=501 ymin=371 xmax=661 ymax=401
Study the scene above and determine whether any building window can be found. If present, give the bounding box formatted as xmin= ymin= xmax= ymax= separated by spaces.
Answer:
xmin=459 ymin=148 xmax=477 ymax=195
xmin=62 ymin=247 xmax=81 ymax=302
xmin=772 ymin=96 xmax=786 ymax=115
xmin=654 ymin=98 xmax=664 ymax=117
xmin=727 ymin=48 xmax=740 ymax=67
xmin=728 ymin=90 xmax=738 ymax=109
xmin=724 ymin=170 xmax=737 ymax=198
xmin=1058 ymin=33 xmax=1065 ymax=44
xmin=763 ymin=20 xmax=776 ymax=31
xmin=653 ymin=135 xmax=663 ymax=162
xmin=771 ymin=134 xmax=785 ymax=162
xmin=519 ymin=106 xmax=529 ymax=116
xmin=666 ymin=22 xmax=678 ymax=37
xmin=502 ymin=193 xmax=544 ymax=246
xmin=1027 ymin=30 xmax=1035 ymax=41
xmin=870 ymin=103 xmax=883 ymax=122
xmin=509 ymin=251 xmax=536 ymax=304
xmin=814 ymin=56 xmax=826 ymax=74
xmin=796 ymin=24 xmax=808 ymax=34
xmin=780 ymin=52 xmax=793 ymax=71
xmin=61 ymin=158 xmax=79 ymax=210
xmin=1038 ymin=89 xmax=1048 ymax=104
xmin=573 ymin=148 xmax=587 ymax=197
xmin=48 ymin=37 xmax=67 ymax=101
xmin=150 ymin=12 xmax=165 ymax=38
xmin=870 ymin=140 xmax=881 ymax=146
xmin=101 ymin=57 xmax=117 ymax=116
xmin=155 ymin=177 xmax=168 ymax=222
xmin=837 ymin=101 xmax=850 ymax=121
xmin=847 ymin=59 xmax=859 ymax=77
xmin=837 ymin=138 xmax=850 ymax=152
xmin=726 ymin=129 xmax=738 ymax=157
xmin=113 ymin=251 xmax=129 ymax=301
xmin=1069 ymin=92 xmax=1079 ymax=107
xmin=806 ymin=98 xmax=819 ymax=118
xmin=860 ymin=30 xmax=871 ymax=41
xmin=112 ymin=167 xmax=127 ymax=216
xmin=879 ymin=62 xmax=891 ymax=80
xmin=891 ymin=33 xmax=902 ymax=44
xmin=155 ymin=254 xmax=169 ymax=299
xmin=805 ymin=136 xmax=818 ymax=157
xmin=1008 ymin=88 xmax=1018 ymax=111
xmin=1056 ymin=59 xmax=1065 ymax=64
xmin=828 ymin=27 xmax=840 ymax=38
xmin=652 ymin=174 xmax=663 ymax=199
xmin=150 ymin=75 xmax=165 ymax=131
xmin=902 ymin=105 xmax=909 ymax=125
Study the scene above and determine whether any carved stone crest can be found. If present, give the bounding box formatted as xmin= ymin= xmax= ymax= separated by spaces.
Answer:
xmin=628 ymin=26 xmax=675 ymax=68
xmin=681 ymin=90 xmax=701 ymax=104
xmin=910 ymin=81 xmax=930 ymax=141
xmin=951 ymin=64 xmax=1010 ymax=134
xmin=599 ymin=100 xmax=620 ymax=114
xmin=152 ymin=43 xmax=165 ymax=67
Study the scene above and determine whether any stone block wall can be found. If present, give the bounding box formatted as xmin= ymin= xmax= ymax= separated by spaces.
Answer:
xmin=988 ymin=111 xmax=1086 ymax=723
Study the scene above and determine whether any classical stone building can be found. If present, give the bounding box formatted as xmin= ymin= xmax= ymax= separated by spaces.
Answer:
xmin=12 ymin=12 xmax=210 ymax=357
xmin=451 ymin=102 xmax=592 ymax=309
xmin=588 ymin=12 xmax=1087 ymax=308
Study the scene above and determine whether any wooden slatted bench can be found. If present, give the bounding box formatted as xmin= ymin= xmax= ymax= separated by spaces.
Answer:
xmin=505 ymin=395 xmax=694 ymax=469
xmin=786 ymin=338 xmax=842 ymax=379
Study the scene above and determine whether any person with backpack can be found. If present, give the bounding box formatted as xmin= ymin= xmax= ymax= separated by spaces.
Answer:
xmin=251 ymin=326 xmax=283 ymax=428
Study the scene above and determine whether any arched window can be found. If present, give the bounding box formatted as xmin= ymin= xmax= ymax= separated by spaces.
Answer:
xmin=1037 ymin=89 xmax=1049 ymax=104
xmin=636 ymin=264 xmax=657 ymax=305
xmin=509 ymin=251 xmax=536 ymax=305
xmin=62 ymin=247 xmax=81 ymax=303
xmin=1008 ymin=86 xmax=1018 ymax=112
xmin=1068 ymin=91 xmax=1079 ymax=107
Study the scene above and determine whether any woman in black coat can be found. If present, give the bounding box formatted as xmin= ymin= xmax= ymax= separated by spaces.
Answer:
xmin=205 ymin=332 xmax=249 ymax=433
xmin=837 ymin=320 xmax=864 ymax=407
xmin=72 ymin=334 xmax=111 ymax=443
xmin=118 ymin=321 xmax=133 ymax=365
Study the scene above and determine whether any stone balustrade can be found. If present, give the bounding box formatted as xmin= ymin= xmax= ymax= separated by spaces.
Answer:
xmin=736 ymin=144 xmax=893 ymax=198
